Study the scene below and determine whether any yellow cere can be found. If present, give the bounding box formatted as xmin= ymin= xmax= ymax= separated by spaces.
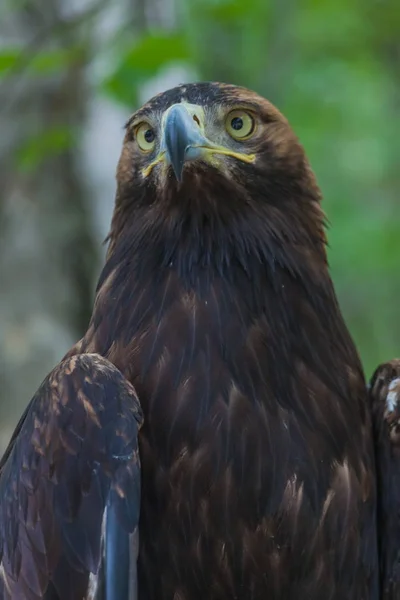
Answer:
xmin=142 ymin=152 xmax=166 ymax=178
xmin=202 ymin=146 xmax=256 ymax=164
xmin=225 ymin=110 xmax=255 ymax=140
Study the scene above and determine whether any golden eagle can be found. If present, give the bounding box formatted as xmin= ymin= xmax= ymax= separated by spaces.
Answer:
xmin=0 ymin=82 xmax=399 ymax=599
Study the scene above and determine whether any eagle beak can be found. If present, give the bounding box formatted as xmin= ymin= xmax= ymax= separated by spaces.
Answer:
xmin=162 ymin=104 xmax=211 ymax=182
xmin=142 ymin=103 xmax=256 ymax=181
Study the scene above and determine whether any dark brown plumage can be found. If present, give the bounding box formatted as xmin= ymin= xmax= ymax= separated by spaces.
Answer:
xmin=369 ymin=360 xmax=400 ymax=598
xmin=80 ymin=82 xmax=378 ymax=599
xmin=0 ymin=81 xmax=398 ymax=599
xmin=0 ymin=354 xmax=142 ymax=599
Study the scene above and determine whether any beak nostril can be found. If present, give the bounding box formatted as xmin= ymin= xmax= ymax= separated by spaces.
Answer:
xmin=193 ymin=114 xmax=200 ymax=126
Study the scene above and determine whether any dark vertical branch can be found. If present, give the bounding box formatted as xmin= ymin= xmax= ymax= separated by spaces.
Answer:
xmin=0 ymin=1 xmax=98 ymax=449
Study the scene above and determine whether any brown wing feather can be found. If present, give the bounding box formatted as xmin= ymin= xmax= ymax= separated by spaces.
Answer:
xmin=369 ymin=359 xmax=400 ymax=599
xmin=0 ymin=353 xmax=142 ymax=600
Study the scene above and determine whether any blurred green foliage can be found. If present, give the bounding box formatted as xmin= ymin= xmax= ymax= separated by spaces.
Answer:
xmin=0 ymin=0 xmax=399 ymax=376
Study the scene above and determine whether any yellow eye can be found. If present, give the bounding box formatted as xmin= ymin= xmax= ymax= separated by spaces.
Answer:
xmin=135 ymin=122 xmax=156 ymax=152
xmin=225 ymin=110 xmax=255 ymax=140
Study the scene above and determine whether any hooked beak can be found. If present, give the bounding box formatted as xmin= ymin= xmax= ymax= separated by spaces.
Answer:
xmin=142 ymin=103 xmax=255 ymax=181
xmin=162 ymin=104 xmax=208 ymax=181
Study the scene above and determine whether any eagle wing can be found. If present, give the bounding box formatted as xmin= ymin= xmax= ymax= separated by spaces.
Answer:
xmin=0 ymin=353 xmax=143 ymax=600
xmin=369 ymin=359 xmax=400 ymax=599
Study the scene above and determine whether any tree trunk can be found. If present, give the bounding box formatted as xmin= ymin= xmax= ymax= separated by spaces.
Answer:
xmin=0 ymin=2 xmax=98 ymax=452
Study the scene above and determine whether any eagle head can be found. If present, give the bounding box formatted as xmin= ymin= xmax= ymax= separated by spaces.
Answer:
xmin=109 ymin=82 xmax=326 ymax=275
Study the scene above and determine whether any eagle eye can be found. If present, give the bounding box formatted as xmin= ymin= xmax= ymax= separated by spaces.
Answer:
xmin=135 ymin=122 xmax=156 ymax=152
xmin=225 ymin=110 xmax=255 ymax=140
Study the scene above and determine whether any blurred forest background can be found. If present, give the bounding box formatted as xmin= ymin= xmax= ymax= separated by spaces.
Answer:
xmin=0 ymin=0 xmax=399 ymax=452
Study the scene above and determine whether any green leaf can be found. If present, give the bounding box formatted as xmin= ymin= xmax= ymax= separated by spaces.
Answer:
xmin=30 ymin=47 xmax=84 ymax=74
xmin=199 ymin=0 xmax=249 ymax=22
xmin=0 ymin=46 xmax=85 ymax=80
xmin=16 ymin=127 xmax=76 ymax=173
xmin=101 ymin=31 xmax=190 ymax=107
xmin=0 ymin=49 xmax=20 ymax=76
xmin=124 ymin=31 xmax=189 ymax=71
